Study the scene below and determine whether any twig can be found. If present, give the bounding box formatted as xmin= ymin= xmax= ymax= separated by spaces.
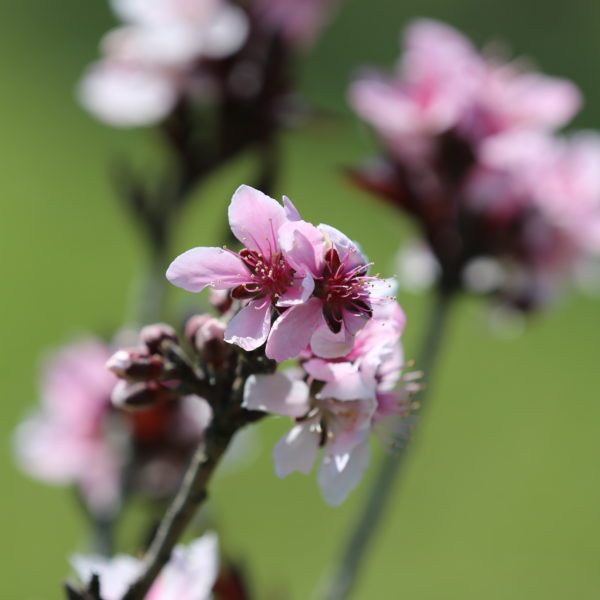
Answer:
xmin=319 ymin=289 xmax=455 ymax=600
xmin=121 ymin=425 xmax=233 ymax=600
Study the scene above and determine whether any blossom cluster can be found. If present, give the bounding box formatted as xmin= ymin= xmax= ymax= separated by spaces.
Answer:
xmin=350 ymin=19 xmax=600 ymax=310
xmin=79 ymin=0 xmax=341 ymax=128
xmin=167 ymin=185 xmax=414 ymax=503
xmin=15 ymin=187 xmax=411 ymax=525
xmin=79 ymin=0 xmax=249 ymax=126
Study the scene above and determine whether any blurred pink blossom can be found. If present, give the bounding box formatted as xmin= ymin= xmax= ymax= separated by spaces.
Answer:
xmin=14 ymin=339 xmax=122 ymax=513
xmin=79 ymin=0 xmax=248 ymax=127
xmin=349 ymin=19 xmax=599 ymax=310
xmin=350 ymin=19 xmax=580 ymax=163
xmin=72 ymin=532 xmax=218 ymax=600
xmin=14 ymin=338 xmax=211 ymax=513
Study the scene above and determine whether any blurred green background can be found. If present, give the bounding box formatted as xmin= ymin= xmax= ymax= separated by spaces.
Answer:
xmin=2 ymin=0 xmax=600 ymax=598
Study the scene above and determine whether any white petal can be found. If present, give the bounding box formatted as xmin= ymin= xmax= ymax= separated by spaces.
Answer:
xmin=224 ymin=300 xmax=271 ymax=351
xmin=318 ymin=440 xmax=371 ymax=506
xmin=273 ymin=424 xmax=320 ymax=477
xmin=242 ymin=373 xmax=310 ymax=417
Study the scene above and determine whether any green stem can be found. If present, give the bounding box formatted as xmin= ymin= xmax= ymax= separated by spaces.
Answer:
xmin=319 ymin=289 xmax=455 ymax=600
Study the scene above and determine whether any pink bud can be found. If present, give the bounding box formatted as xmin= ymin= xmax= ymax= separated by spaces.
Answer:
xmin=209 ymin=289 xmax=232 ymax=314
xmin=195 ymin=318 xmax=233 ymax=368
xmin=184 ymin=314 xmax=213 ymax=347
xmin=106 ymin=348 xmax=164 ymax=380
xmin=111 ymin=380 xmax=169 ymax=411
xmin=140 ymin=323 xmax=179 ymax=354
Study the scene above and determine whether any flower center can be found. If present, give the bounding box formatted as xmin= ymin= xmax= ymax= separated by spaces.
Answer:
xmin=313 ymin=249 xmax=373 ymax=333
xmin=232 ymin=249 xmax=295 ymax=301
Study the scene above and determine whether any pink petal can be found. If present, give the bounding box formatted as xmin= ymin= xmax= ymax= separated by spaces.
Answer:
xmin=304 ymin=360 xmax=375 ymax=401
xmin=228 ymin=185 xmax=287 ymax=256
xmin=273 ymin=423 xmax=320 ymax=477
xmin=318 ymin=440 xmax=371 ymax=505
xmin=310 ymin=325 xmax=354 ymax=359
xmin=167 ymin=247 xmax=248 ymax=292
xmin=343 ymin=308 xmax=370 ymax=336
xmin=277 ymin=273 xmax=314 ymax=306
xmin=224 ymin=300 xmax=271 ymax=351
xmin=282 ymin=195 xmax=301 ymax=221
xmin=318 ymin=224 xmax=367 ymax=271
xmin=242 ymin=373 xmax=310 ymax=417
xmin=266 ymin=298 xmax=323 ymax=362
xmin=279 ymin=220 xmax=326 ymax=276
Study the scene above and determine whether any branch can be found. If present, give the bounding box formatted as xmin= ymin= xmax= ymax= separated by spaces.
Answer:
xmin=121 ymin=407 xmax=251 ymax=600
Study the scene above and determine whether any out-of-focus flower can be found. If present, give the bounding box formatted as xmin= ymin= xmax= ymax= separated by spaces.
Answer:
xmin=167 ymin=185 xmax=393 ymax=362
xmin=14 ymin=340 xmax=122 ymax=513
xmin=71 ymin=532 xmax=218 ymax=600
xmin=253 ymin=0 xmax=341 ymax=49
xmin=14 ymin=337 xmax=211 ymax=512
xmin=349 ymin=19 xmax=600 ymax=311
xmin=79 ymin=0 xmax=248 ymax=127
xmin=243 ymin=301 xmax=413 ymax=505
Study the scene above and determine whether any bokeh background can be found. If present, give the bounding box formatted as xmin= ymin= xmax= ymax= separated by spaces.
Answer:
xmin=2 ymin=0 xmax=600 ymax=598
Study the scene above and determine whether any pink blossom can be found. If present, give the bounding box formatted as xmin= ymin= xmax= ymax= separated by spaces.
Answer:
xmin=167 ymin=185 xmax=313 ymax=353
xmin=266 ymin=221 xmax=394 ymax=361
xmin=71 ymin=533 xmax=218 ymax=600
xmin=253 ymin=0 xmax=341 ymax=49
xmin=14 ymin=339 xmax=122 ymax=513
xmin=14 ymin=338 xmax=211 ymax=511
xmin=349 ymin=19 xmax=595 ymax=310
xmin=243 ymin=302 xmax=410 ymax=505
xmin=350 ymin=19 xmax=580 ymax=162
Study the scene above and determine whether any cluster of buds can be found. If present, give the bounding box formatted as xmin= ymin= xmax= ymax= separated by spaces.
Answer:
xmin=349 ymin=19 xmax=600 ymax=311
xmin=108 ymin=322 xmax=197 ymax=411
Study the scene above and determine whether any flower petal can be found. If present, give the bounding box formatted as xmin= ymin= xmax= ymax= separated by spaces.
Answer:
xmin=310 ymin=325 xmax=354 ymax=359
xmin=242 ymin=373 xmax=310 ymax=417
xmin=266 ymin=298 xmax=323 ymax=362
xmin=277 ymin=273 xmax=314 ymax=306
xmin=304 ymin=360 xmax=376 ymax=401
xmin=318 ymin=440 xmax=371 ymax=506
xmin=282 ymin=195 xmax=301 ymax=221
xmin=279 ymin=220 xmax=326 ymax=276
xmin=167 ymin=247 xmax=248 ymax=292
xmin=273 ymin=423 xmax=320 ymax=477
xmin=224 ymin=300 xmax=271 ymax=351
xmin=318 ymin=223 xmax=367 ymax=271
xmin=228 ymin=185 xmax=287 ymax=256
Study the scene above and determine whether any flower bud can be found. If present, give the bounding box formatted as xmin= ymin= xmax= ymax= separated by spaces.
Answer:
xmin=184 ymin=314 xmax=212 ymax=347
xmin=106 ymin=348 xmax=164 ymax=381
xmin=140 ymin=323 xmax=179 ymax=354
xmin=111 ymin=380 xmax=169 ymax=411
xmin=209 ymin=289 xmax=232 ymax=314
xmin=195 ymin=318 xmax=233 ymax=369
